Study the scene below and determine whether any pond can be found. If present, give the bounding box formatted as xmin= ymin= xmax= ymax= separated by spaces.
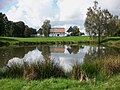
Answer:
xmin=0 ymin=44 xmax=120 ymax=72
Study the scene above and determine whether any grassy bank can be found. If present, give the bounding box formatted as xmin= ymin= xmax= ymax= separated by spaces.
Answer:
xmin=0 ymin=74 xmax=120 ymax=90
xmin=0 ymin=36 xmax=91 ymax=42
xmin=0 ymin=36 xmax=94 ymax=46
xmin=0 ymin=36 xmax=120 ymax=46
xmin=101 ymin=37 xmax=120 ymax=48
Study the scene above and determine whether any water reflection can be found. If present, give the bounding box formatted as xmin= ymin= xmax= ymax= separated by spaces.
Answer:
xmin=0 ymin=45 xmax=120 ymax=72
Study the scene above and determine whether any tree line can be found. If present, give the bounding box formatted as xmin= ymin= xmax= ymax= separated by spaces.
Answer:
xmin=0 ymin=12 xmax=37 ymax=37
xmin=0 ymin=13 xmax=52 ymax=37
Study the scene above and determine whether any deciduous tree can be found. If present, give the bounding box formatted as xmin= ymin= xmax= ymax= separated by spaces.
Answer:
xmin=41 ymin=20 xmax=51 ymax=37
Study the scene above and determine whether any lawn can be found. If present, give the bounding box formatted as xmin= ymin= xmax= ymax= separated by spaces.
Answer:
xmin=0 ymin=36 xmax=90 ymax=42
xmin=0 ymin=36 xmax=120 ymax=46
xmin=0 ymin=73 xmax=120 ymax=90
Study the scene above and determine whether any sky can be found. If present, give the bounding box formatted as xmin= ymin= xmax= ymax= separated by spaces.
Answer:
xmin=0 ymin=0 xmax=120 ymax=31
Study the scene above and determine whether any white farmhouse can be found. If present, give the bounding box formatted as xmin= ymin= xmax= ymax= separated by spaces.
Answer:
xmin=49 ymin=28 xmax=65 ymax=37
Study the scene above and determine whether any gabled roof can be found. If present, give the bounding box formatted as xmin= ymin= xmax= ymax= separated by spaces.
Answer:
xmin=67 ymin=26 xmax=73 ymax=32
xmin=50 ymin=28 xmax=65 ymax=33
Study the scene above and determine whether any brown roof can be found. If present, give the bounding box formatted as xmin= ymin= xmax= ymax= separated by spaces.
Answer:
xmin=50 ymin=28 xmax=65 ymax=33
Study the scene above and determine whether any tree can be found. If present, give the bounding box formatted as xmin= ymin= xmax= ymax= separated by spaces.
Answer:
xmin=71 ymin=26 xmax=80 ymax=36
xmin=41 ymin=19 xmax=51 ymax=37
xmin=24 ymin=25 xmax=31 ymax=37
xmin=37 ymin=28 xmax=43 ymax=36
xmin=15 ymin=21 xmax=25 ymax=37
xmin=0 ymin=12 xmax=8 ymax=36
xmin=115 ymin=19 xmax=120 ymax=36
xmin=84 ymin=0 xmax=118 ymax=43
xmin=5 ymin=21 xmax=13 ymax=36
xmin=24 ymin=26 xmax=37 ymax=37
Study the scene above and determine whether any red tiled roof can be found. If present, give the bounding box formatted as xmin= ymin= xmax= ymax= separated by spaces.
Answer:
xmin=50 ymin=28 xmax=65 ymax=33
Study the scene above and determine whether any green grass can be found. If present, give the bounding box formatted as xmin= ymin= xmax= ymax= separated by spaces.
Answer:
xmin=0 ymin=73 xmax=120 ymax=90
xmin=0 ymin=36 xmax=92 ymax=42
xmin=0 ymin=36 xmax=120 ymax=46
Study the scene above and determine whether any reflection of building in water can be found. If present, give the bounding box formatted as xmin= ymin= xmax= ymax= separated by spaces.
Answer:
xmin=50 ymin=46 xmax=65 ymax=53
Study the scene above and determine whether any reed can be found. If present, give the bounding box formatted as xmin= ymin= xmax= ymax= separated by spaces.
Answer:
xmin=104 ymin=55 xmax=120 ymax=76
xmin=32 ymin=60 xmax=66 ymax=80
xmin=70 ymin=55 xmax=120 ymax=81
xmin=4 ymin=63 xmax=24 ymax=78
xmin=1 ymin=55 xmax=120 ymax=81
xmin=70 ymin=60 xmax=103 ymax=81
xmin=0 ymin=68 xmax=4 ymax=78
xmin=3 ymin=60 xmax=66 ymax=80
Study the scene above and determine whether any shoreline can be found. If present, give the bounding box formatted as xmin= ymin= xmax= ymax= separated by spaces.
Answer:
xmin=0 ymin=36 xmax=120 ymax=47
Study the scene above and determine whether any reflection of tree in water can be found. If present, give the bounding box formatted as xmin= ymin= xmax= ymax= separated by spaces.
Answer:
xmin=67 ymin=45 xmax=84 ymax=54
xmin=104 ymin=47 xmax=120 ymax=56
xmin=84 ymin=46 xmax=120 ymax=62
xmin=0 ymin=47 xmax=35 ymax=67
xmin=70 ymin=45 xmax=80 ymax=54
xmin=41 ymin=45 xmax=51 ymax=61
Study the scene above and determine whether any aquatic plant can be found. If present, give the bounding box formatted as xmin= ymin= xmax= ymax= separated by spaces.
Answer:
xmin=104 ymin=55 xmax=120 ymax=76
xmin=4 ymin=63 xmax=24 ymax=78
xmin=1 ymin=54 xmax=120 ymax=81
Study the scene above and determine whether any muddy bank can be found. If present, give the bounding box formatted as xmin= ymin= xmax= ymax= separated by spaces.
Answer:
xmin=0 ymin=41 xmax=96 ymax=46
xmin=14 ymin=41 xmax=94 ymax=46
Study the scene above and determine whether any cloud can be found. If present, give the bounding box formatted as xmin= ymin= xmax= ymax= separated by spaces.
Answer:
xmin=99 ymin=0 xmax=120 ymax=16
xmin=1 ymin=0 xmax=120 ymax=30
xmin=6 ymin=0 xmax=58 ymax=29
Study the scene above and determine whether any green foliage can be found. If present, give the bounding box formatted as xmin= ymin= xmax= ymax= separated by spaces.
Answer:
xmin=84 ymin=1 xmax=119 ymax=38
xmin=37 ymin=28 xmax=43 ymax=36
xmin=71 ymin=26 xmax=80 ymax=36
xmin=0 ymin=12 xmax=37 ymax=37
xmin=41 ymin=19 xmax=51 ymax=37
xmin=24 ymin=25 xmax=36 ymax=37
xmin=0 ymin=12 xmax=8 ymax=36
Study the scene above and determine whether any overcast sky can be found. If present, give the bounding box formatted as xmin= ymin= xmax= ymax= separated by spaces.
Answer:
xmin=0 ymin=0 xmax=120 ymax=31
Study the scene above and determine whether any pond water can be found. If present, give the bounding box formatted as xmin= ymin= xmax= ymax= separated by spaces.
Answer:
xmin=0 ymin=44 xmax=120 ymax=72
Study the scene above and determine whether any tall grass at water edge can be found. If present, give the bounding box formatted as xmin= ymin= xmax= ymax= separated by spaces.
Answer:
xmin=0 ymin=55 xmax=120 ymax=81
xmin=70 ymin=55 xmax=120 ymax=81
xmin=2 ymin=60 xmax=66 ymax=80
